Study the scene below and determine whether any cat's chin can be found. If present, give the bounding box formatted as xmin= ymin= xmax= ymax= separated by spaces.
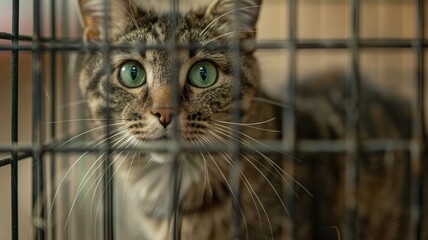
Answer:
xmin=149 ymin=153 xmax=175 ymax=163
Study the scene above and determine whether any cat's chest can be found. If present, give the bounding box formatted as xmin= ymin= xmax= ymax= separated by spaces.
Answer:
xmin=115 ymin=153 xmax=225 ymax=217
xmin=113 ymin=153 xmax=233 ymax=239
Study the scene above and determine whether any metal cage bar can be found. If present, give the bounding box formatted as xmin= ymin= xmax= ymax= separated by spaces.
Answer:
xmin=344 ymin=0 xmax=360 ymax=239
xmin=32 ymin=0 xmax=45 ymax=239
xmin=229 ymin=0 xmax=244 ymax=238
xmin=168 ymin=1 xmax=181 ymax=239
xmin=100 ymin=0 xmax=115 ymax=239
xmin=49 ymin=0 xmax=57 ymax=238
xmin=60 ymin=1 xmax=71 ymax=238
xmin=284 ymin=0 xmax=297 ymax=239
xmin=411 ymin=0 xmax=426 ymax=239
xmin=10 ymin=0 xmax=20 ymax=239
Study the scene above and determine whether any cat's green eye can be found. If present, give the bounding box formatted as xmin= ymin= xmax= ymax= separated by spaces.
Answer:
xmin=118 ymin=61 xmax=146 ymax=88
xmin=188 ymin=61 xmax=218 ymax=88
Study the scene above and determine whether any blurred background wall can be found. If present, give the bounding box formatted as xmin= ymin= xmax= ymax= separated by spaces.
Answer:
xmin=0 ymin=0 xmax=427 ymax=239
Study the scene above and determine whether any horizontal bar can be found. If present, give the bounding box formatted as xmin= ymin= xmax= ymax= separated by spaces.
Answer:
xmin=0 ymin=139 xmax=413 ymax=156
xmin=0 ymin=153 xmax=32 ymax=167
xmin=0 ymin=31 xmax=32 ymax=41
xmin=0 ymin=38 xmax=428 ymax=51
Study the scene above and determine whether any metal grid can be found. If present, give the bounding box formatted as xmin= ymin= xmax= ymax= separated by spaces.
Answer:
xmin=0 ymin=0 xmax=426 ymax=240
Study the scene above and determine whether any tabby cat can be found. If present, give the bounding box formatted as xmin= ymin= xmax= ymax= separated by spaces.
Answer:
xmin=71 ymin=0 xmax=422 ymax=239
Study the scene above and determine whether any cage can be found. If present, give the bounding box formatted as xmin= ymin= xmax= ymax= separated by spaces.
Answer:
xmin=0 ymin=0 xmax=427 ymax=239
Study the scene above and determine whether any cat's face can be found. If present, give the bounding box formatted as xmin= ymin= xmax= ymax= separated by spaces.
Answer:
xmin=77 ymin=0 xmax=262 ymax=161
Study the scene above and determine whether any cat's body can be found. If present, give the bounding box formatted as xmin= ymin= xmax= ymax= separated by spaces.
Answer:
xmin=71 ymin=0 xmax=424 ymax=239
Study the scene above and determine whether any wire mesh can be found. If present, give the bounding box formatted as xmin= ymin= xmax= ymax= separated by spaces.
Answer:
xmin=0 ymin=0 xmax=426 ymax=240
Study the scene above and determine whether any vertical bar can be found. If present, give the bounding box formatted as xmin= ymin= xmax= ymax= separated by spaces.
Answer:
xmin=169 ymin=1 xmax=180 ymax=239
xmin=32 ymin=0 xmax=45 ymax=239
xmin=11 ymin=0 xmax=20 ymax=239
xmin=283 ymin=0 xmax=297 ymax=239
xmin=345 ymin=0 xmax=360 ymax=239
xmin=60 ymin=1 xmax=70 ymax=239
xmin=410 ymin=0 xmax=425 ymax=239
xmin=230 ymin=0 xmax=243 ymax=239
xmin=102 ymin=0 xmax=114 ymax=239
xmin=50 ymin=0 xmax=57 ymax=238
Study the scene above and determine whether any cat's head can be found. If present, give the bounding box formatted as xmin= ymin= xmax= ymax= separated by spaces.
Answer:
xmin=77 ymin=0 xmax=262 ymax=161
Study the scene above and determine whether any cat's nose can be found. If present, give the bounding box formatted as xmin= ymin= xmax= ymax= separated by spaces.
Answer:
xmin=151 ymin=108 xmax=174 ymax=128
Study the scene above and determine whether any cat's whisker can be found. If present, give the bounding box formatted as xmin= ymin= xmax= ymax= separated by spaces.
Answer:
xmin=208 ymin=126 xmax=299 ymax=199
xmin=198 ymin=134 xmax=267 ymax=233
xmin=58 ymin=123 xmax=124 ymax=147
xmin=90 ymin=136 xmax=135 ymax=219
xmin=76 ymin=133 xmax=130 ymax=208
xmin=213 ymin=123 xmax=291 ymax=158
xmin=122 ymin=142 xmax=141 ymax=200
xmin=194 ymin=134 xmax=249 ymax=238
xmin=251 ymin=96 xmax=297 ymax=110
xmin=199 ymin=5 xmax=261 ymax=37
xmin=75 ymin=134 xmax=129 ymax=207
xmin=63 ymin=134 xmax=130 ymax=230
xmin=94 ymin=137 xmax=138 ymax=227
xmin=213 ymin=118 xmax=280 ymax=133
xmin=49 ymin=128 xmax=127 ymax=218
xmin=59 ymin=99 xmax=89 ymax=110
xmin=202 ymin=30 xmax=256 ymax=45
xmin=203 ymin=130 xmax=282 ymax=236
xmin=205 ymin=150 xmax=250 ymax=240
xmin=245 ymin=153 xmax=300 ymax=200
xmin=194 ymin=135 xmax=218 ymax=202
xmin=211 ymin=126 xmax=313 ymax=198
xmin=44 ymin=119 xmax=125 ymax=124
xmin=214 ymin=117 xmax=276 ymax=126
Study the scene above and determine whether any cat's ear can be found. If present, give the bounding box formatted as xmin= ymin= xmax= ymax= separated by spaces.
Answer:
xmin=75 ymin=0 xmax=138 ymax=41
xmin=205 ymin=0 xmax=262 ymax=43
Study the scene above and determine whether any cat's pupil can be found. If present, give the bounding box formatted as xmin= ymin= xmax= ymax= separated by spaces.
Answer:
xmin=199 ymin=66 xmax=207 ymax=81
xmin=130 ymin=65 xmax=138 ymax=80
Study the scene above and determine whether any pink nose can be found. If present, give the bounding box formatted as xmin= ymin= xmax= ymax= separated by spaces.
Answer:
xmin=151 ymin=108 xmax=174 ymax=128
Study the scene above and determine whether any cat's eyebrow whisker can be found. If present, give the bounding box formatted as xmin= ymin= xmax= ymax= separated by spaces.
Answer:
xmin=199 ymin=5 xmax=261 ymax=37
xmin=116 ymin=1 xmax=141 ymax=32
xmin=202 ymin=30 xmax=256 ymax=45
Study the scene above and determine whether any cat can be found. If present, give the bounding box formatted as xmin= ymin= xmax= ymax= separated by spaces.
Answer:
xmin=75 ymin=0 xmax=286 ymax=239
xmin=70 ymin=0 xmax=425 ymax=239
